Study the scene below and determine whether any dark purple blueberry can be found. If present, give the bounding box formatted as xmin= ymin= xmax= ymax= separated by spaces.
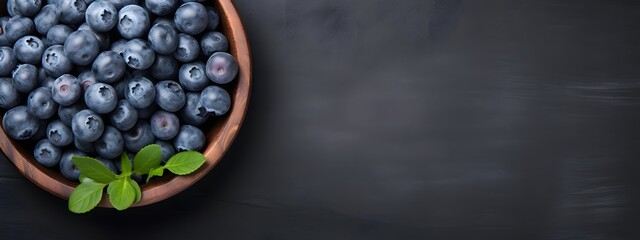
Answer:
xmin=74 ymin=137 xmax=95 ymax=153
xmin=150 ymin=110 xmax=179 ymax=140
xmin=92 ymin=51 xmax=126 ymax=83
xmin=3 ymin=105 xmax=40 ymax=140
xmin=71 ymin=109 xmax=104 ymax=142
xmin=85 ymin=0 xmax=118 ymax=32
xmin=197 ymin=85 xmax=231 ymax=116
xmin=5 ymin=17 xmax=34 ymax=43
xmin=46 ymin=120 xmax=73 ymax=147
xmin=16 ymin=0 xmax=43 ymax=17
xmin=0 ymin=47 xmax=17 ymax=76
xmin=110 ymin=99 xmax=138 ymax=131
xmin=84 ymin=82 xmax=118 ymax=114
xmin=173 ymin=125 xmax=205 ymax=151
xmin=34 ymin=4 xmax=59 ymax=35
xmin=12 ymin=64 xmax=38 ymax=93
xmin=123 ymin=38 xmax=155 ymax=70
xmin=64 ymin=30 xmax=100 ymax=66
xmin=123 ymin=121 xmax=155 ymax=152
xmin=28 ymin=87 xmax=58 ymax=119
xmin=174 ymin=2 xmax=208 ymax=35
xmin=95 ymin=126 xmax=124 ymax=159
xmin=173 ymin=33 xmax=199 ymax=63
xmin=155 ymin=140 xmax=175 ymax=163
xmin=45 ymin=24 xmax=73 ymax=47
xmin=200 ymin=31 xmax=228 ymax=57
xmin=78 ymin=23 xmax=111 ymax=51
xmin=57 ymin=0 xmax=87 ymax=25
xmin=34 ymin=139 xmax=62 ymax=167
xmin=150 ymin=54 xmax=178 ymax=80
xmin=178 ymin=61 xmax=207 ymax=91
xmin=42 ymin=45 xmax=73 ymax=77
xmin=205 ymin=6 xmax=219 ymax=31
xmin=77 ymin=70 xmax=97 ymax=90
xmin=13 ymin=36 xmax=44 ymax=65
xmin=145 ymin=0 xmax=177 ymax=16
xmin=117 ymin=5 xmax=150 ymax=39
xmin=51 ymin=74 xmax=81 ymax=106
xmin=0 ymin=78 xmax=20 ymax=109
xmin=125 ymin=76 xmax=155 ymax=108
xmin=155 ymin=80 xmax=185 ymax=112
xmin=110 ymin=39 xmax=127 ymax=57
xmin=59 ymin=150 xmax=87 ymax=181
xmin=148 ymin=23 xmax=178 ymax=55
xmin=206 ymin=52 xmax=238 ymax=84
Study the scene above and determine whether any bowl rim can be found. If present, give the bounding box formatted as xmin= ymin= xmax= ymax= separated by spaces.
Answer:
xmin=0 ymin=0 xmax=252 ymax=208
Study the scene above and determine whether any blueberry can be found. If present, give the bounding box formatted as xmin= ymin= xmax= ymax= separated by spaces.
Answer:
xmin=118 ymin=5 xmax=150 ymax=39
xmin=123 ymin=38 xmax=155 ymax=70
xmin=110 ymin=39 xmax=127 ymax=57
xmin=110 ymin=99 xmax=137 ymax=131
xmin=45 ymin=24 xmax=73 ymax=47
xmin=144 ymin=0 xmax=176 ymax=15
xmin=0 ymin=47 xmax=17 ymax=76
xmin=92 ymin=51 xmax=126 ymax=83
xmin=152 ymin=140 xmax=173 ymax=163
xmin=16 ymin=0 xmax=43 ymax=17
xmin=78 ymin=23 xmax=111 ymax=51
xmin=95 ymin=126 xmax=124 ymax=159
xmin=178 ymin=61 xmax=207 ymax=91
xmin=155 ymin=80 xmax=186 ymax=112
xmin=173 ymin=33 xmax=199 ymax=63
xmin=51 ymin=74 xmax=81 ymax=106
xmin=0 ymin=78 xmax=20 ymax=109
xmin=150 ymin=54 xmax=178 ymax=80
xmin=38 ymin=67 xmax=48 ymax=82
xmin=71 ymin=109 xmax=104 ymax=142
xmin=7 ymin=0 xmax=21 ymax=17
xmin=206 ymin=52 xmax=238 ymax=84
xmin=13 ymin=36 xmax=44 ymax=64
xmin=42 ymin=45 xmax=73 ymax=77
xmin=64 ymin=30 xmax=100 ymax=66
xmin=77 ymin=70 xmax=97 ymax=90
xmin=136 ymin=101 xmax=157 ymax=119
xmin=34 ymin=139 xmax=62 ymax=167
xmin=57 ymin=101 xmax=84 ymax=126
xmin=28 ymin=87 xmax=58 ymax=119
xmin=12 ymin=64 xmax=38 ymax=93
xmin=148 ymin=23 xmax=178 ymax=54
xmin=57 ymin=0 xmax=87 ymax=25
xmin=85 ymin=83 xmax=118 ymax=114
xmin=174 ymin=2 xmax=208 ymax=35
xmin=59 ymin=150 xmax=87 ymax=181
xmin=200 ymin=32 xmax=228 ymax=57
xmin=46 ymin=120 xmax=73 ymax=147
xmin=74 ymin=137 xmax=95 ymax=153
xmin=205 ymin=6 xmax=219 ymax=31
xmin=3 ymin=105 xmax=40 ymax=140
xmin=34 ymin=4 xmax=60 ymax=35
xmin=173 ymin=125 xmax=205 ymax=151
xmin=180 ymin=92 xmax=207 ymax=125
xmin=123 ymin=121 xmax=155 ymax=152
xmin=125 ymin=76 xmax=155 ymax=108
xmin=198 ymin=85 xmax=231 ymax=116
xmin=5 ymin=17 xmax=34 ymax=43
xmin=104 ymin=0 xmax=138 ymax=10
xmin=150 ymin=110 xmax=179 ymax=140
xmin=152 ymin=17 xmax=176 ymax=30
xmin=0 ymin=18 xmax=12 ymax=47
xmin=85 ymin=0 xmax=117 ymax=32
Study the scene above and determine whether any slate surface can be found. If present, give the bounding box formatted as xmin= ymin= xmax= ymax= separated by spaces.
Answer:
xmin=2 ymin=0 xmax=640 ymax=239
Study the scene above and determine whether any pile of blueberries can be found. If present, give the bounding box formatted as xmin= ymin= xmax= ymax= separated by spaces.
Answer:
xmin=0 ymin=0 xmax=238 ymax=182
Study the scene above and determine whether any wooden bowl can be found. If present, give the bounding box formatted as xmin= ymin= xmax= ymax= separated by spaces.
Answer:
xmin=0 ymin=0 xmax=251 ymax=207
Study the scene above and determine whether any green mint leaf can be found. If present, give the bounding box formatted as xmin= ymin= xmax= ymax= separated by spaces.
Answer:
xmin=129 ymin=178 xmax=142 ymax=203
xmin=107 ymin=177 xmax=136 ymax=211
xmin=121 ymin=152 xmax=132 ymax=175
xmin=146 ymin=167 xmax=165 ymax=183
xmin=134 ymin=144 xmax=162 ymax=174
xmin=72 ymin=156 xmax=117 ymax=184
xmin=164 ymin=151 xmax=207 ymax=175
xmin=68 ymin=181 xmax=107 ymax=214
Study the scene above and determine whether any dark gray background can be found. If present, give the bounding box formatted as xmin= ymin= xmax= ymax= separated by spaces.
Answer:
xmin=2 ymin=0 xmax=640 ymax=239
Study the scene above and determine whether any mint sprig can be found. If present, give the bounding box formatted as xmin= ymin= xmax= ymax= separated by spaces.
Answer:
xmin=68 ymin=144 xmax=207 ymax=213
